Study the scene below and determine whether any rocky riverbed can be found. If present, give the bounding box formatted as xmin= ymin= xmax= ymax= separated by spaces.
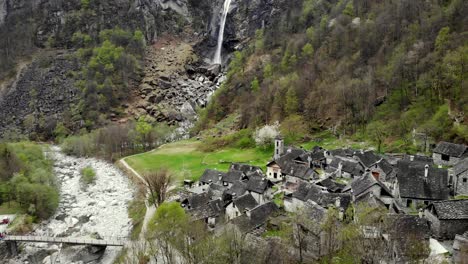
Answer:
xmin=7 ymin=146 xmax=134 ymax=264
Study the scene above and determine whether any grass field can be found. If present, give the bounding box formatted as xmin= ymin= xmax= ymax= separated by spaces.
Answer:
xmin=0 ymin=201 xmax=25 ymax=215
xmin=124 ymin=140 xmax=273 ymax=181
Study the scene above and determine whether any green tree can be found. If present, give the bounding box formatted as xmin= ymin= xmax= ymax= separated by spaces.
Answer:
xmin=251 ymin=77 xmax=260 ymax=92
xmin=343 ymin=1 xmax=354 ymax=16
xmin=301 ymin=43 xmax=314 ymax=59
xmin=264 ymin=63 xmax=273 ymax=78
xmin=285 ymin=87 xmax=299 ymax=115
xmin=435 ymin=27 xmax=450 ymax=52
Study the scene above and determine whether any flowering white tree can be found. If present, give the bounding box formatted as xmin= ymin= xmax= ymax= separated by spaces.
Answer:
xmin=254 ymin=121 xmax=280 ymax=146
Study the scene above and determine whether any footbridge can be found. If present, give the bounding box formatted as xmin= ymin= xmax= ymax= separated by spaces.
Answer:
xmin=2 ymin=235 xmax=127 ymax=256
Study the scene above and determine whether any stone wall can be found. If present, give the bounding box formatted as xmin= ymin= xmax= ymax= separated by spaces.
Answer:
xmin=425 ymin=211 xmax=468 ymax=240
xmin=455 ymin=170 xmax=468 ymax=196
xmin=433 ymin=153 xmax=461 ymax=167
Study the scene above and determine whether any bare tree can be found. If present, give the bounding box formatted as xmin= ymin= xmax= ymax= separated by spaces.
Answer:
xmin=142 ymin=169 xmax=172 ymax=207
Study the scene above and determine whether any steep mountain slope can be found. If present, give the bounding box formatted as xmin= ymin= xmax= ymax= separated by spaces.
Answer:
xmin=0 ymin=0 xmax=283 ymax=139
xmin=199 ymin=0 xmax=467 ymax=150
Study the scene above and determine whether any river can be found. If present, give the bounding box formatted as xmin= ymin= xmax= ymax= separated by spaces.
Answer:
xmin=7 ymin=146 xmax=134 ymax=264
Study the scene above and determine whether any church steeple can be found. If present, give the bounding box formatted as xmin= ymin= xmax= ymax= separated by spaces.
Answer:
xmin=274 ymin=135 xmax=284 ymax=160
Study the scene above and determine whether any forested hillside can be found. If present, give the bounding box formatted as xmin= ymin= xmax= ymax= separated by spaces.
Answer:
xmin=0 ymin=142 xmax=58 ymax=219
xmin=199 ymin=0 xmax=468 ymax=151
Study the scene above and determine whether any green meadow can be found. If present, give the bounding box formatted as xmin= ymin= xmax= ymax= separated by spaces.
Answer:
xmin=124 ymin=140 xmax=273 ymax=181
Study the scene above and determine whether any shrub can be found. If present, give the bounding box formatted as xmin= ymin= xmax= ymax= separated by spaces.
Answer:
xmin=80 ymin=166 xmax=96 ymax=185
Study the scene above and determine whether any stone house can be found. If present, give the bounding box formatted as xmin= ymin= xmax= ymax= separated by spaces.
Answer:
xmin=343 ymin=172 xmax=394 ymax=207
xmin=230 ymin=202 xmax=279 ymax=233
xmin=316 ymin=177 xmax=346 ymax=193
xmin=324 ymin=148 xmax=355 ymax=164
xmin=386 ymin=215 xmax=431 ymax=263
xmin=230 ymin=163 xmax=263 ymax=176
xmin=424 ymin=199 xmax=468 ymax=240
xmin=283 ymin=162 xmax=317 ymax=183
xmin=284 ymin=183 xmax=323 ymax=212
xmin=221 ymin=170 xmax=247 ymax=187
xmin=433 ymin=141 xmax=468 ymax=166
xmin=199 ymin=169 xmax=226 ymax=186
xmin=394 ymin=164 xmax=450 ymax=208
xmin=353 ymin=150 xmax=381 ymax=169
xmin=453 ymin=158 xmax=468 ymax=196
xmin=245 ymin=176 xmax=274 ymax=204
xmin=266 ymin=144 xmax=306 ymax=181
xmin=225 ymin=193 xmax=258 ymax=221
xmin=327 ymin=157 xmax=364 ymax=178
xmin=296 ymin=202 xmax=329 ymax=260
xmin=187 ymin=198 xmax=224 ymax=228
xmin=369 ymin=158 xmax=394 ymax=182
xmin=223 ymin=181 xmax=247 ymax=201
xmin=181 ymin=192 xmax=210 ymax=210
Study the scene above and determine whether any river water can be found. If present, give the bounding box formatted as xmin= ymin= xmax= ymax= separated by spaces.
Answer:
xmin=7 ymin=146 xmax=134 ymax=264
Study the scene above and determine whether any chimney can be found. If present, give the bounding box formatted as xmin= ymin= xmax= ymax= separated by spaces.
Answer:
xmin=335 ymin=197 xmax=341 ymax=208
xmin=232 ymin=192 xmax=237 ymax=198
xmin=410 ymin=155 xmax=414 ymax=161
xmin=424 ymin=164 xmax=429 ymax=180
xmin=418 ymin=208 xmax=423 ymax=218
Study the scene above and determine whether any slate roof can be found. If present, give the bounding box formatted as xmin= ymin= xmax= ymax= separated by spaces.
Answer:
xmin=316 ymin=177 xmax=346 ymax=193
xmin=403 ymin=155 xmax=433 ymax=163
xmin=267 ymin=151 xmax=303 ymax=168
xmin=230 ymin=163 xmax=263 ymax=174
xmin=249 ymin=202 xmax=279 ymax=229
xmin=295 ymin=151 xmax=326 ymax=163
xmin=328 ymin=157 xmax=363 ymax=175
xmin=387 ymin=215 xmax=430 ymax=258
xmin=375 ymin=158 xmax=394 ymax=175
xmin=350 ymin=173 xmax=392 ymax=197
xmin=329 ymin=148 xmax=355 ymax=157
xmin=232 ymin=193 xmax=258 ymax=212
xmin=428 ymin=200 xmax=468 ymax=220
xmin=224 ymin=181 xmax=247 ymax=197
xmin=354 ymin=151 xmax=381 ymax=168
xmin=354 ymin=191 xmax=387 ymax=208
xmin=200 ymin=169 xmax=225 ymax=184
xmin=283 ymin=162 xmax=316 ymax=180
xmin=183 ymin=192 xmax=210 ymax=209
xmin=222 ymin=170 xmax=245 ymax=183
xmin=397 ymin=164 xmax=450 ymax=200
xmin=230 ymin=202 xmax=279 ymax=233
xmin=310 ymin=193 xmax=352 ymax=211
xmin=208 ymin=183 xmax=227 ymax=199
xmin=454 ymin=158 xmax=468 ymax=176
xmin=292 ymin=183 xmax=322 ymax=201
xmin=188 ymin=198 xmax=223 ymax=221
xmin=246 ymin=176 xmax=271 ymax=194
xmin=433 ymin=141 xmax=467 ymax=157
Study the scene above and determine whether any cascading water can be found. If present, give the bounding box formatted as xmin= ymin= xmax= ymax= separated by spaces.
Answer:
xmin=213 ymin=0 xmax=232 ymax=64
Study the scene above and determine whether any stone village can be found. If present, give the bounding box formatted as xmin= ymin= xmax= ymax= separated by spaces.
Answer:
xmin=177 ymin=138 xmax=468 ymax=263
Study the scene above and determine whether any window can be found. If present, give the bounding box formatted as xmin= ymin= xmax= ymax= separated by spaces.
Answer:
xmin=274 ymin=173 xmax=278 ymax=179
xmin=463 ymin=178 xmax=467 ymax=183
xmin=406 ymin=199 xmax=412 ymax=207
xmin=441 ymin=154 xmax=450 ymax=161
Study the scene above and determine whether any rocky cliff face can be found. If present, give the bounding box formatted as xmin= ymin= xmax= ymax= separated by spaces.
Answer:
xmin=0 ymin=51 xmax=80 ymax=138
xmin=0 ymin=0 xmax=285 ymax=138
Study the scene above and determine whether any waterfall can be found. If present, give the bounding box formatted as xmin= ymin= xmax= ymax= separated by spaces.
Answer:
xmin=213 ymin=0 xmax=232 ymax=64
